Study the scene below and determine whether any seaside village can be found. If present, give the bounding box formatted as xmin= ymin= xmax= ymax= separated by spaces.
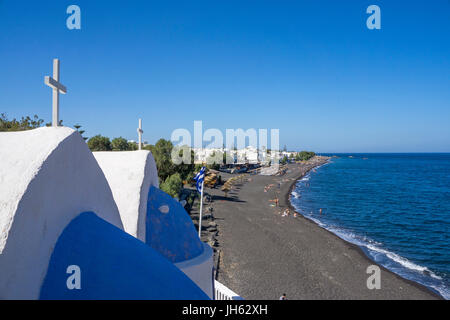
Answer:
xmin=0 ymin=59 xmax=303 ymax=300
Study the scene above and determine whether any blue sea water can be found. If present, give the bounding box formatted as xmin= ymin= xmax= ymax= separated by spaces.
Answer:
xmin=290 ymin=153 xmax=450 ymax=299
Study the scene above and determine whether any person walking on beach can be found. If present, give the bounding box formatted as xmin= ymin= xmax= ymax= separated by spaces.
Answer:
xmin=282 ymin=209 xmax=290 ymax=217
xmin=269 ymin=197 xmax=279 ymax=207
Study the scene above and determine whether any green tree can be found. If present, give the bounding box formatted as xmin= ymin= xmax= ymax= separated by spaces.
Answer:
xmin=146 ymin=139 xmax=198 ymax=185
xmin=149 ymin=139 xmax=176 ymax=183
xmin=160 ymin=173 xmax=183 ymax=198
xmin=128 ymin=142 xmax=138 ymax=150
xmin=87 ymin=135 xmax=112 ymax=151
xmin=295 ymin=151 xmax=316 ymax=161
xmin=143 ymin=144 xmax=153 ymax=151
xmin=74 ymin=124 xmax=88 ymax=141
xmin=173 ymin=147 xmax=195 ymax=181
xmin=45 ymin=119 xmax=63 ymax=127
xmin=206 ymin=151 xmax=222 ymax=170
xmin=0 ymin=113 xmax=44 ymax=131
xmin=111 ymin=137 xmax=130 ymax=151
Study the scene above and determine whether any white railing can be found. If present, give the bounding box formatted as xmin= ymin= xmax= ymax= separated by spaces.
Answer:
xmin=214 ymin=280 xmax=244 ymax=300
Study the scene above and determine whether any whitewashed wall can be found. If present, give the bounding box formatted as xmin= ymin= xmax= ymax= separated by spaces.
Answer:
xmin=93 ymin=150 xmax=159 ymax=241
xmin=0 ymin=127 xmax=123 ymax=299
xmin=175 ymin=243 xmax=215 ymax=299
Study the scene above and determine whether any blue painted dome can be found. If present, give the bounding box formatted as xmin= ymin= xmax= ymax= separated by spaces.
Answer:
xmin=40 ymin=212 xmax=209 ymax=300
xmin=146 ymin=186 xmax=204 ymax=263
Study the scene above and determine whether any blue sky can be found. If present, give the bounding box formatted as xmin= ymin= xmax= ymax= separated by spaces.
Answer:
xmin=0 ymin=0 xmax=449 ymax=152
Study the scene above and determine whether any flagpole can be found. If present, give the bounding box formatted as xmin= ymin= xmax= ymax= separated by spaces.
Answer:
xmin=198 ymin=179 xmax=205 ymax=238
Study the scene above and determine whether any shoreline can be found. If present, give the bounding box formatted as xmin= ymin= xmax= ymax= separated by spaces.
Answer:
xmin=284 ymin=158 xmax=444 ymax=300
xmin=207 ymin=157 xmax=441 ymax=299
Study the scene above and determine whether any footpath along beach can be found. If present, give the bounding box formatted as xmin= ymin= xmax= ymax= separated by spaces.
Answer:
xmin=204 ymin=157 xmax=441 ymax=300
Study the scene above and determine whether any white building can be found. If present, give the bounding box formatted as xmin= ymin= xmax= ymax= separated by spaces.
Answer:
xmin=0 ymin=127 xmax=233 ymax=299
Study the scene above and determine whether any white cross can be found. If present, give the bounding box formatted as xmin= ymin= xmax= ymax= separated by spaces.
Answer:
xmin=45 ymin=59 xmax=67 ymax=127
xmin=137 ymin=118 xmax=143 ymax=150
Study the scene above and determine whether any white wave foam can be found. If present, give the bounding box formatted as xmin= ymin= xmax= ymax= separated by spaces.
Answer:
xmin=319 ymin=220 xmax=445 ymax=281
xmin=287 ymin=203 xmax=448 ymax=298
xmin=365 ymin=244 xmax=442 ymax=280
xmin=288 ymin=161 xmax=449 ymax=299
xmin=291 ymin=191 xmax=300 ymax=199
xmin=318 ymin=219 xmax=447 ymax=297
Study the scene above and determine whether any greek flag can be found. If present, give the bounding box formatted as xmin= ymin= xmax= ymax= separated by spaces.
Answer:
xmin=194 ymin=166 xmax=206 ymax=193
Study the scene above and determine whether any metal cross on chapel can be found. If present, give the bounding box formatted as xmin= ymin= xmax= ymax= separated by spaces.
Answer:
xmin=45 ymin=59 xmax=67 ymax=127
xmin=137 ymin=118 xmax=143 ymax=150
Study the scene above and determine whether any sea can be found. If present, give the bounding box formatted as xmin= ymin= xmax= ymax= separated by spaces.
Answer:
xmin=290 ymin=153 xmax=450 ymax=299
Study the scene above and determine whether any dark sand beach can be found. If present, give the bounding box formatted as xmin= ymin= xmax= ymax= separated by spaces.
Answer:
xmin=204 ymin=157 xmax=441 ymax=300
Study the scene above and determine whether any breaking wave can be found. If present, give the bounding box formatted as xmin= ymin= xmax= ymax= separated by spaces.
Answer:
xmin=290 ymin=155 xmax=450 ymax=299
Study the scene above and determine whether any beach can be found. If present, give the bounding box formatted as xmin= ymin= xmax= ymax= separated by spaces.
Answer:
xmin=203 ymin=157 xmax=442 ymax=300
